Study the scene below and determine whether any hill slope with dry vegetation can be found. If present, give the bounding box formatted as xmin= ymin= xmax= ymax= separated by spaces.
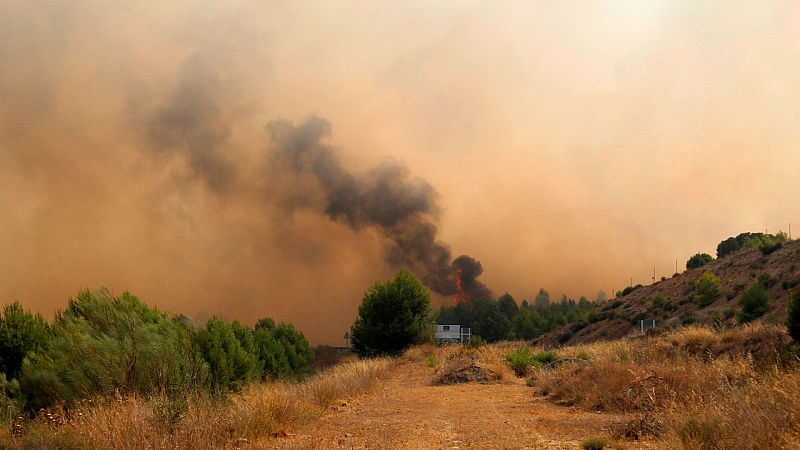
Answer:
xmin=535 ymin=239 xmax=800 ymax=346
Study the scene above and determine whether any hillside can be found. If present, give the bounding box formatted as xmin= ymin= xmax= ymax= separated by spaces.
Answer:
xmin=535 ymin=239 xmax=800 ymax=346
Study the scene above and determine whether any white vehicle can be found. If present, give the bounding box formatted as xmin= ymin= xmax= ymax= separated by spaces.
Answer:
xmin=436 ymin=324 xmax=471 ymax=344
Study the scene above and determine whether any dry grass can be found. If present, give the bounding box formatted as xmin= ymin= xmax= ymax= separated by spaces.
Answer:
xmin=0 ymin=358 xmax=392 ymax=449
xmin=529 ymin=324 xmax=800 ymax=448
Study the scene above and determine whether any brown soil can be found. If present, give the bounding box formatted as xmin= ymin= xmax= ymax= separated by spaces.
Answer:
xmin=272 ymin=359 xmax=655 ymax=449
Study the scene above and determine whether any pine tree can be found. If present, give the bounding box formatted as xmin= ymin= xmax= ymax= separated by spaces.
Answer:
xmin=351 ymin=269 xmax=434 ymax=357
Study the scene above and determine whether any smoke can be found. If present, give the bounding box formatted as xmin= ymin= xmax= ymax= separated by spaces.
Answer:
xmin=142 ymin=61 xmax=493 ymax=300
xmin=266 ymin=116 xmax=491 ymax=300
xmin=2 ymin=1 xmax=799 ymax=344
xmin=451 ymin=255 xmax=492 ymax=301
xmin=147 ymin=55 xmax=238 ymax=194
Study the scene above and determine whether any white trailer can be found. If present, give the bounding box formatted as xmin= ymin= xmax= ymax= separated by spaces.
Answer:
xmin=436 ymin=324 xmax=471 ymax=344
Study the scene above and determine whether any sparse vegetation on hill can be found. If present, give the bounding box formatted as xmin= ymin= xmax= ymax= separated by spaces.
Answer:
xmin=536 ymin=237 xmax=800 ymax=346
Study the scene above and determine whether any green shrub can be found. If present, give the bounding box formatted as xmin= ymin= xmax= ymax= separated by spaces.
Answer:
xmin=0 ymin=302 xmax=51 ymax=380
xmin=738 ymin=283 xmax=770 ymax=323
xmin=505 ymin=348 xmax=558 ymax=376
xmin=582 ymin=437 xmax=610 ymax=450
xmin=505 ymin=348 xmax=536 ymax=376
xmin=787 ymin=290 xmax=800 ymax=342
xmin=686 ymin=253 xmax=714 ymax=270
xmin=782 ymin=279 xmax=800 ymax=290
xmin=760 ymin=241 xmax=783 ymax=255
xmin=694 ymin=271 xmax=721 ymax=307
xmin=424 ymin=354 xmax=438 ymax=368
xmin=758 ymin=272 xmax=775 ymax=288
xmin=605 ymin=300 xmax=623 ymax=310
xmin=20 ymin=289 xmax=208 ymax=411
xmin=196 ymin=317 xmax=260 ymax=393
xmin=0 ymin=374 xmax=20 ymax=425
xmin=712 ymin=308 xmax=737 ymax=329
xmin=533 ymin=350 xmax=558 ymax=366
xmin=648 ymin=293 xmax=673 ymax=312
xmin=351 ymin=269 xmax=434 ymax=357
xmin=570 ymin=321 xmax=588 ymax=333
xmin=621 ymin=285 xmax=643 ymax=296
xmin=717 ymin=231 xmax=788 ymax=258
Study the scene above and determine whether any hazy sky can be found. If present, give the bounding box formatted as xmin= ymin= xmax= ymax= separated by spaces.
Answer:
xmin=1 ymin=1 xmax=799 ymax=343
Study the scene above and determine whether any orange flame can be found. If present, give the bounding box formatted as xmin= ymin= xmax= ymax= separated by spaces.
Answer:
xmin=454 ymin=268 xmax=465 ymax=305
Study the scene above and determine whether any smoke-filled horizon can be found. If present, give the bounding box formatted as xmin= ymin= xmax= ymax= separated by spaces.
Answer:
xmin=1 ymin=1 xmax=799 ymax=343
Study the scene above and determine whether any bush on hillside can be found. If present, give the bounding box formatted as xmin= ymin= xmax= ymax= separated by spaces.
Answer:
xmin=648 ymin=293 xmax=673 ymax=312
xmin=686 ymin=253 xmax=714 ymax=270
xmin=783 ymin=279 xmax=800 ymax=290
xmin=738 ymin=283 xmax=769 ymax=324
xmin=694 ymin=271 xmax=721 ymax=307
xmin=621 ymin=285 xmax=643 ymax=296
xmin=505 ymin=348 xmax=558 ymax=376
xmin=716 ymin=232 xmax=788 ymax=258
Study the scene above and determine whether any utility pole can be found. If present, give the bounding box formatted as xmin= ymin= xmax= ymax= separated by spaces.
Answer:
xmin=652 ymin=267 xmax=656 ymax=284
xmin=675 ymin=259 xmax=678 ymax=275
xmin=790 ymin=223 xmax=792 ymax=240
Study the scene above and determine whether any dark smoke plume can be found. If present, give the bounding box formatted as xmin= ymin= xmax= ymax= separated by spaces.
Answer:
xmin=147 ymin=55 xmax=238 ymax=194
xmin=267 ymin=116 xmax=492 ymax=301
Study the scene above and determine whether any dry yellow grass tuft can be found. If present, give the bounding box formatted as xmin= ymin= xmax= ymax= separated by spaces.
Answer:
xmin=301 ymin=358 xmax=393 ymax=407
xmin=531 ymin=324 xmax=800 ymax=447
xmin=0 ymin=357 xmax=392 ymax=449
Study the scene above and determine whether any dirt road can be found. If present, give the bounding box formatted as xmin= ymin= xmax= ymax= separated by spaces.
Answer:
xmin=273 ymin=359 xmax=650 ymax=449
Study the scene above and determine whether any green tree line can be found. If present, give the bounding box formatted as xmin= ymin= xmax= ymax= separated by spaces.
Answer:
xmin=0 ymin=289 xmax=313 ymax=415
xmin=437 ymin=289 xmax=600 ymax=342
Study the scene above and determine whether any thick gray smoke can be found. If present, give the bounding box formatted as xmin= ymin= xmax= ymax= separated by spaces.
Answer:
xmin=267 ymin=116 xmax=493 ymax=301
xmin=147 ymin=56 xmax=238 ymax=194
xmin=140 ymin=51 xmax=492 ymax=302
